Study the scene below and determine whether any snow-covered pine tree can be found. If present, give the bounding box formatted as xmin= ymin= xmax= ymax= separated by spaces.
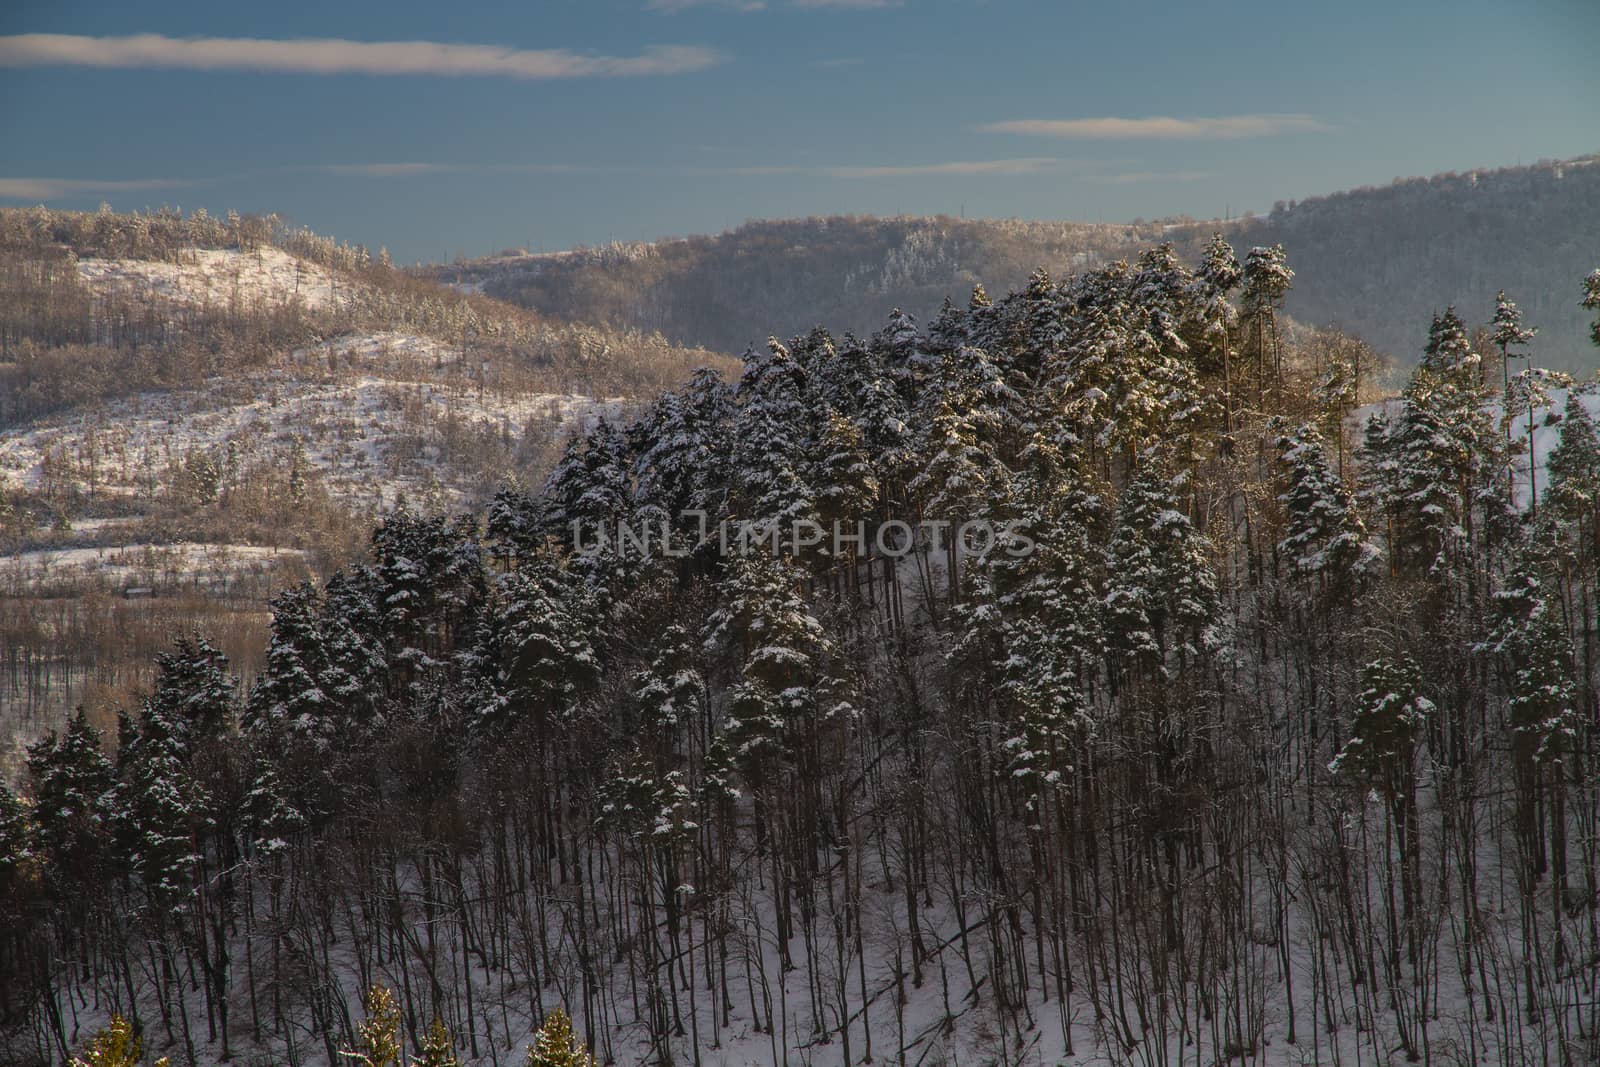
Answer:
xmin=1483 ymin=554 xmax=1579 ymax=885
xmin=1192 ymin=233 xmax=1242 ymax=435
xmin=524 ymin=1008 xmax=596 ymax=1067
xmin=1103 ymin=456 xmax=1218 ymax=679
xmin=371 ymin=505 xmax=484 ymax=680
xmin=703 ymin=548 xmax=849 ymax=848
xmin=909 ymin=349 xmax=1013 ymax=517
xmin=1379 ymin=311 xmax=1497 ymax=580
xmin=1491 ymin=289 xmax=1538 ymax=414
xmin=632 ymin=366 xmax=735 ymax=536
xmin=810 ymin=409 xmax=878 ymax=561
xmin=732 ymin=339 xmax=818 ymax=535
xmin=416 ymin=1017 xmax=461 ymax=1067
xmin=1548 ymin=390 xmax=1600 ymax=526
xmin=121 ymin=706 xmax=206 ymax=908
xmin=25 ymin=710 xmax=117 ymax=897
xmin=469 ymin=562 xmax=600 ymax=739
xmin=1274 ymin=419 xmax=1376 ymax=592
xmin=1504 ymin=365 xmax=1571 ymax=516
xmin=242 ymin=761 xmax=305 ymax=858
xmin=1329 ymin=652 xmax=1432 ymax=969
xmin=345 ymin=985 xmax=402 ymax=1067
xmin=246 ymin=582 xmax=330 ymax=744
xmin=1241 ymin=244 xmax=1293 ymax=398
xmin=1485 ymin=560 xmax=1579 ymax=769
xmin=144 ymin=635 xmax=236 ymax=753
xmin=541 ymin=418 xmax=633 ymax=558
xmin=319 ymin=566 xmax=388 ymax=720
xmin=985 ymin=438 xmax=1107 ymax=810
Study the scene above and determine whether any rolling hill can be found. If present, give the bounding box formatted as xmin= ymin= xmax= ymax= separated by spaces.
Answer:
xmin=433 ymin=153 xmax=1600 ymax=369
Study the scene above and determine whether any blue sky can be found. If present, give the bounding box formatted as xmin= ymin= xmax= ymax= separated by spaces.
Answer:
xmin=2 ymin=0 xmax=1597 ymax=263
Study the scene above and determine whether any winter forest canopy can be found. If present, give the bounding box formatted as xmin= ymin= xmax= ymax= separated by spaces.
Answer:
xmin=7 ymin=231 xmax=1600 ymax=1067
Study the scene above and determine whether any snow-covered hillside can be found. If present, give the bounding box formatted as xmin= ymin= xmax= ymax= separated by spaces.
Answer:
xmin=75 ymin=247 xmax=352 ymax=311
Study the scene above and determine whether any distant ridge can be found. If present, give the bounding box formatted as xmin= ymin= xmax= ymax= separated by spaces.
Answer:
xmin=434 ymin=153 xmax=1600 ymax=369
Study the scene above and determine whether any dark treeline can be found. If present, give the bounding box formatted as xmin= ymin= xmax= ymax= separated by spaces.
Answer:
xmin=6 ymin=241 xmax=1600 ymax=1066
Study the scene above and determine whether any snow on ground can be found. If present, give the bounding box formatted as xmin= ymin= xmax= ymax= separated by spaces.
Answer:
xmin=0 ymin=358 xmax=618 ymax=512
xmin=0 ymin=541 xmax=307 ymax=594
xmin=75 ymin=247 xmax=352 ymax=311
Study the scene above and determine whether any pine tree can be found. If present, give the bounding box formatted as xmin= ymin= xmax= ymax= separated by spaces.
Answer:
xmin=1241 ymin=244 xmax=1293 ymax=397
xmin=543 ymin=418 xmax=633 ymax=548
xmin=733 ymin=339 xmax=818 ymax=532
xmin=1491 ymin=290 xmax=1537 ymax=421
xmin=0 ymin=779 xmax=34 ymax=896
xmin=145 ymin=635 xmax=236 ymax=752
xmin=704 ymin=548 xmax=847 ymax=795
xmin=1103 ymin=457 xmax=1218 ymax=677
xmin=246 ymin=582 xmax=330 ymax=744
xmin=1380 ymin=316 xmax=1497 ymax=579
xmin=122 ymin=707 xmax=206 ymax=907
xmin=26 ymin=709 xmax=117 ymax=896
xmin=983 ymin=442 xmax=1106 ymax=807
xmin=1193 ymin=233 xmax=1242 ymax=434
xmin=1582 ymin=268 xmax=1600 ymax=349
xmin=1274 ymin=419 xmax=1376 ymax=590
xmin=470 ymin=563 xmax=600 ymax=739
xmin=1486 ymin=562 xmax=1579 ymax=767
xmin=632 ymin=366 xmax=735 ymax=533
xmin=319 ymin=567 xmax=388 ymax=720
xmin=1329 ymin=655 xmax=1431 ymax=800
xmin=242 ymin=761 xmax=305 ymax=857
xmin=525 ymin=1008 xmax=596 ymax=1067
xmin=1548 ymin=391 xmax=1600 ymax=524
xmin=416 ymin=1016 xmax=461 ymax=1067
xmin=1504 ymin=365 xmax=1571 ymax=516
xmin=344 ymin=985 xmax=401 ymax=1067
xmin=70 ymin=1015 xmax=164 ymax=1067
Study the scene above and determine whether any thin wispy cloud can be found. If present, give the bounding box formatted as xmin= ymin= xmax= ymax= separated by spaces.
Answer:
xmin=0 ymin=33 xmax=723 ymax=79
xmin=1085 ymin=170 xmax=1215 ymax=184
xmin=0 ymin=157 xmax=1208 ymax=203
xmin=648 ymin=0 xmax=768 ymax=11
xmin=316 ymin=162 xmax=461 ymax=178
xmin=648 ymin=0 xmax=895 ymax=10
xmin=0 ymin=176 xmax=198 ymax=201
xmin=981 ymin=114 xmax=1330 ymax=140
xmin=711 ymin=158 xmax=1071 ymax=178
xmin=793 ymin=0 xmax=903 ymax=8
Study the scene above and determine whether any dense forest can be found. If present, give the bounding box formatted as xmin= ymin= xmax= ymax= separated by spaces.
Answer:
xmin=433 ymin=155 xmax=1600 ymax=371
xmin=5 ymin=233 xmax=1600 ymax=1067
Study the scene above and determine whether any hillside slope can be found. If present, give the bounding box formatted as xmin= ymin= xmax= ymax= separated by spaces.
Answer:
xmin=0 ymin=206 xmax=733 ymax=760
xmin=435 ymin=153 xmax=1600 ymax=368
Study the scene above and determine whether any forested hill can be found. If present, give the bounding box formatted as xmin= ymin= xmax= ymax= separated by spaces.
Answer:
xmin=8 ymin=231 xmax=1600 ymax=1066
xmin=433 ymin=153 xmax=1600 ymax=368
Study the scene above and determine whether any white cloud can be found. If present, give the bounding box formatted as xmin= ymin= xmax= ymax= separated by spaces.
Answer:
xmin=0 ymin=33 xmax=723 ymax=79
xmin=648 ymin=0 xmax=768 ymax=11
xmin=792 ymin=0 xmax=903 ymax=7
xmin=1084 ymin=170 xmax=1215 ymax=184
xmin=316 ymin=162 xmax=460 ymax=178
xmin=711 ymin=157 xmax=1070 ymax=178
xmin=980 ymin=114 xmax=1330 ymax=140
xmin=0 ymin=176 xmax=197 ymax=200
